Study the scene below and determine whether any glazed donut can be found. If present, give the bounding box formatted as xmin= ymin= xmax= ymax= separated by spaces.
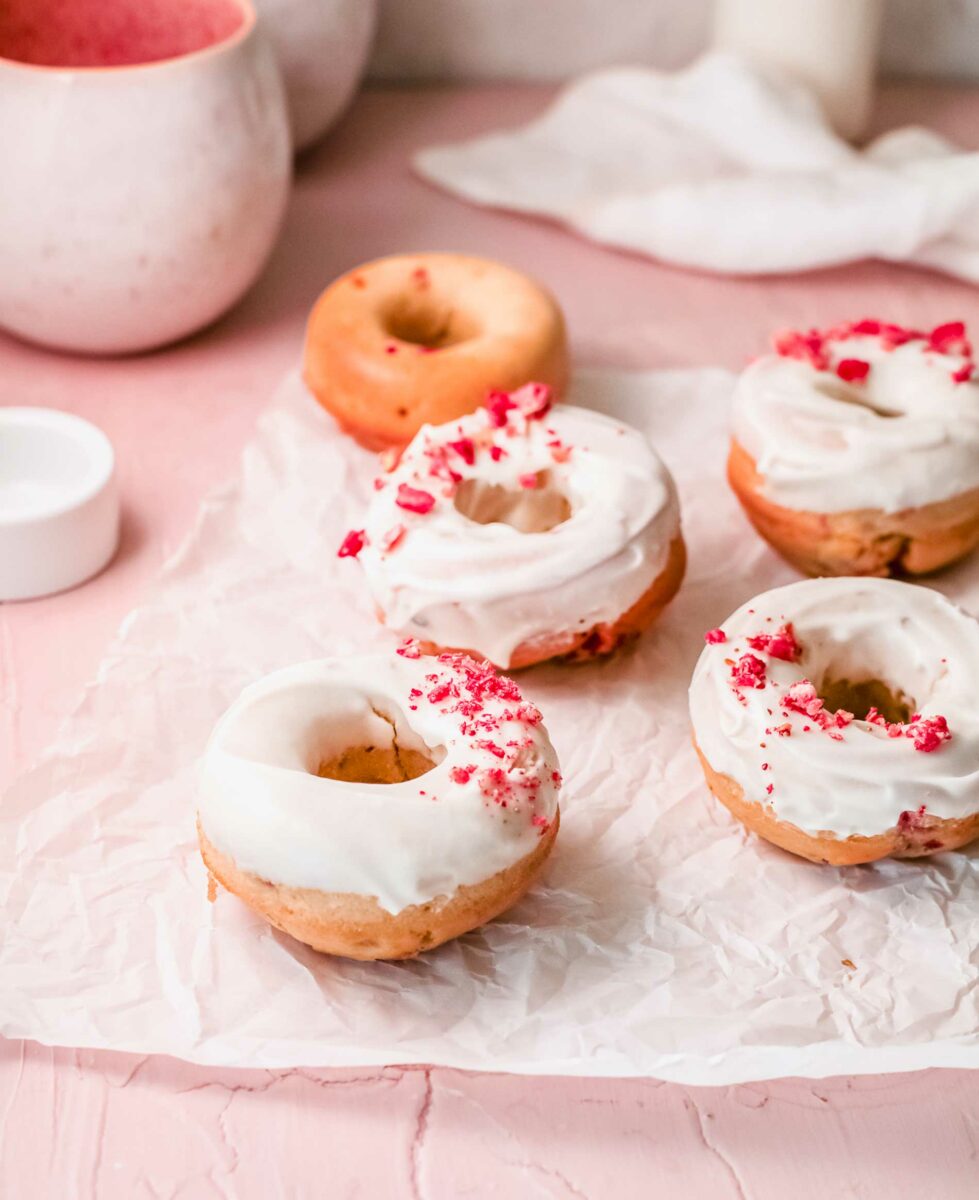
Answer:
xmin=689 ymin=577 xmax=979 ymax=865
xmin=303 ymin=253 xmax=569 ymax=450
xmin=198 ymin=652 xmax=560 ymax=960
xmin=729 ymin=319 xmax=979 ymax=577
xmin=337 ymin=384 xmax=685 ymax=670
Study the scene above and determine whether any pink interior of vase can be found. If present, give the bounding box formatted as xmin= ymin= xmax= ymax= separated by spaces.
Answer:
xmin=0 ymin=0 xmax=247 ymax=69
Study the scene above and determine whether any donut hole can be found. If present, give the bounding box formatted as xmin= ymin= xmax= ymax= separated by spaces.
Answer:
xmin=307 ymin=702 xmax=444 ymax=784
xmin=317 ymin=743 xmax=437 ymax=785
xmin=382 ymin=295 xmax=481 ymax=350
xmin=818 ymin=675 xmax=914 ymax=724
xmin=453 ymin=471 xmax=571 ymax=533
xmin=815 ymin=379 xmax=900 ymax=418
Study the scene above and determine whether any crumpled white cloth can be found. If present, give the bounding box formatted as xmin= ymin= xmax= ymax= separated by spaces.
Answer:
xmin=415 ymin=52 xmax=979 ymax=280
xmin=2 ymin=367 xmax=979 ymax=1083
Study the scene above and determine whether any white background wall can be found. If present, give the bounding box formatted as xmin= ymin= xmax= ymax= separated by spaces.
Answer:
xmin=369 ymin=0 xmax=979 ymax=81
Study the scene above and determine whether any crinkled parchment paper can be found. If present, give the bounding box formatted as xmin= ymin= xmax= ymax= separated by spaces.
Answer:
xmin=3 ymin=368 xmax=979 ymax=1083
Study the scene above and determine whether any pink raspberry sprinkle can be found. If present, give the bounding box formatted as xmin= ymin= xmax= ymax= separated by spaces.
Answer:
xmin=511 ymin=381 xmax=553 ymax=420
xmin=427 ymin=679 xmax=455 ymax=704
xmin=337 ymin=529 xmax=365 ymax=558
xmin=773 ymin=328 xmax=828 ymax=370
xmin=704 ymin=628 xmax=727 ymax=644
xmin=485 ymin=390 xmax=517 ymax=427
xmin=952 ymin=363 xmax=974 ymax=384
xmin=489 ymin=445 xmax=507 ymax=461
xmin=907 ymin=714 xmax=951 ymax=753
xmin=928 ymin=320 xmax=971 ymax=357
xmin=519 ymin=472 xmax=539 ymax=489
xmin=395 ymin=483 xmax=436 ymax=514
xmin=746 ymin=622 xmax=802 ymax=662
xmin=448 ymin=437 xmax=476 ymax=465
xmin=731 ymin=654 xmax=767 ymax=689
xmin=836 ymin=358 xmax=870 ymax=384
xmin=396 ymin=639 xmax=421 ymax=659
xmin=783 ymin=680 xmax=824 ymax=719
xmin=381 ymin=524 xmax=406 ymax=553
xmin=450 ymin=766 xmax=473 ymax=785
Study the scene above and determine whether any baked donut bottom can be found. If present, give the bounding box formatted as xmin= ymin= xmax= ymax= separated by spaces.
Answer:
xmin=408 ymin=534 xmax=686 ymax=671
xmin=728 ymin=440 xmax=979 ymax=577
xmin=693 ymin=742 xmax=979 ymax=866
xmin=199 ymin=814 xmax=559 ymax=961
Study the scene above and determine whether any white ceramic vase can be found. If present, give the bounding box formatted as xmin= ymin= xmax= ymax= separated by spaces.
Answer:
xmin=713 ymin=0 xmax=884 ymax=141
xmin=0 ymin=1 xmax=292 ymax=355
xmin=254 ymin=0 xmax=377 ymax=152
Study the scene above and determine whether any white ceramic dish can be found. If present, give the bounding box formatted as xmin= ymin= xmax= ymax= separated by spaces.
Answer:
xmin=0 ymin=408 xmax=119 ymax=601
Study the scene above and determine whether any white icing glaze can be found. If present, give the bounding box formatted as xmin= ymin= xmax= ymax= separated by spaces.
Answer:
xmin=732 ymin=328 xmax=979 ymax=514
xmin=689 ymin=577 xmax=979 ymax=839
xmin=356 ymin=392 xmax=681 ymax=666
xmin=198 ymin=654 xmax=560 ymax=914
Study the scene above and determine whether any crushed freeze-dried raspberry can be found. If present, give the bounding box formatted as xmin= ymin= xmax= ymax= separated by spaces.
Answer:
xmin=485 ymin=390 xmax=517 ymax=427
xmin=907 ymin=714 xmax=951 ymax=753
xmin=836 ymin=358 xmax=870 ymax=384
xmin=511 ymin=382 xmax=552 ymax=420
xmin=395 ymin=484 xmax=436 ymax=514
xmin=337 ymin=529 xmax=365 ymax=558
xmin=746 ymin=623 xmax=802 ymax=662
xmin=448 ymin=437 xmax=476 ymax=465
xmin=928 ymin=320 xmax=971 ymax=357
xmin=731 ymin=654 xmax=767 ymax=689
xmin=783 ymin=680 xmax=824 ymax=719
xmin=773 ymin=328 xmax=828 ymax=370
xmin=704 ymin=628 xmax=727 ymax=645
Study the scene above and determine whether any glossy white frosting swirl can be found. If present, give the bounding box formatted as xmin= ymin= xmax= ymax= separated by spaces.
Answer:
xmin=355 ymin=392 xmax=681 ymax=667
xmin=689 ymin=578 xmax=979 ymax=839
xmin=732 ymin=324 xmax=979 ymax=514
xmin=198 ymin=653 xmax=560 ymax=914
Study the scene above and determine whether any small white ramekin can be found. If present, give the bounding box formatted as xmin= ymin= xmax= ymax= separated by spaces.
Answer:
xmin=0 ymin=408 xmax=120 ymax=601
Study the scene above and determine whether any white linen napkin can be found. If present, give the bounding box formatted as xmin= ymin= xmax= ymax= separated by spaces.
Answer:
xmin=414 ymin=53 xmax=979 ymax=280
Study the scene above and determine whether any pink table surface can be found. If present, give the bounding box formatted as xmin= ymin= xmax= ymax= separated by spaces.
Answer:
xmin=3 ymin=82 xmax=979 ymax=1197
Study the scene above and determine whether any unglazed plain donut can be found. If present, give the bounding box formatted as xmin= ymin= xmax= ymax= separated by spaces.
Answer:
xmin=689 ymin=578 xmax=979 ymax=865
xmin=303 ymin=253 xmax=569 ymax=450
xmin=198 ymin=653 xmax=561 ymax=959
xmin=729 ymin=319 xmax=979 ymax=577
xmin=337 ymin=384 xmax=685 ymax=669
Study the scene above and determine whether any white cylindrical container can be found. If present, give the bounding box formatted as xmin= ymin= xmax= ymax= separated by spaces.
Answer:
xmin=0 ymin=0 xmax=292 ymax=355
xmin=713 ymin=0 xmax=884 ymax=141
xmin=254 ymin=0 xmax=377 ymax=152
xmin=0 ymin=408 xmax=119 ymax=601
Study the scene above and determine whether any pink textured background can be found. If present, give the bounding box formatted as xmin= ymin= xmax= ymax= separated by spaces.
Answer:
xmin=2 ymin=84 xmax=978 ymax=1195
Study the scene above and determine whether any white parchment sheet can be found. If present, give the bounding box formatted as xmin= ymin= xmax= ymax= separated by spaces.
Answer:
xmin=3 ymin=368 xmax=979 ymax=1084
